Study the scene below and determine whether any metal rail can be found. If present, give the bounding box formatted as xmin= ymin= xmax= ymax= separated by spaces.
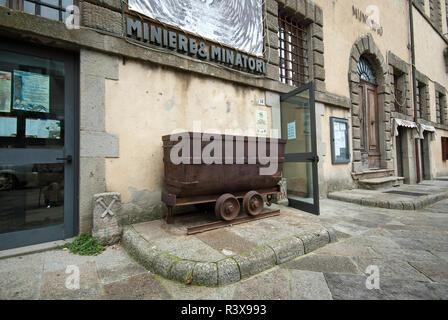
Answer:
xmin=186 ymin=208 xmax=280 ymax=235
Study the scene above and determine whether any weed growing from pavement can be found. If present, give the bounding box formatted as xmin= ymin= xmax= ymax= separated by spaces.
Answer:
xmin=60 ymin=233 xmax=105 ymax=256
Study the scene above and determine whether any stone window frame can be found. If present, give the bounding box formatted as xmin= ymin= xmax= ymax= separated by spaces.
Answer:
xmin=435 ymin=82 xmax=448 ymax=124
xmin=415 ymin=70 xmax=431 ymax=121
xmin=429 ymin=0 xmax=443 ymax=32
xmin=388 ymin=52 xmax=412 ymax=119
xmin=348 ymin=34 xmax=393 ymax=173
xmin=266 ymin=0 xmax=325 ymax=92
xmin=416 ymin=0 xmax=426 ymax=12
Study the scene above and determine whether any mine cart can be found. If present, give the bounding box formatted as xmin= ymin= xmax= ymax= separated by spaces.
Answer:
xmin=161 ymin=132 xmax=286 ymax=225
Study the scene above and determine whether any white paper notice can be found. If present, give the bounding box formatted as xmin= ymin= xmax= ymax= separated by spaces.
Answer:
xmin=256 ymin=110 xmax=268 ymax=135
xmin=25 ymin=118 xmax=61 ymax=139
xmin=334 ymin=122 xmax=347 ymax=157
xmin=287 ymin=122 xmax=296 ymax=140
xmin=0 ymin=116 xmax=17 ymax=137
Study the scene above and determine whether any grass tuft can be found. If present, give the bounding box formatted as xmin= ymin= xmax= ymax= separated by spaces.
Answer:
xmin=60 ymin=233 xmax=105 ymax=256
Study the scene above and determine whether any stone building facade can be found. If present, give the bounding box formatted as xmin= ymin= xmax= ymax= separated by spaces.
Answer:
xmin=0 ymin=0 xmax=448 ymax=249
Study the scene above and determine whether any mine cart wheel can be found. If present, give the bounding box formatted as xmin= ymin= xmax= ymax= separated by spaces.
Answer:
xmin=215 ymin=194 xmax=240 ymax=221
xmin=243 ymin=191 xmax=264 ymax=216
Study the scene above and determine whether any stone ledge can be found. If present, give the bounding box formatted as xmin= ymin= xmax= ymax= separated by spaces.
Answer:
xmin=328 ymin=190 xmax=448 ymax=211
xmin=122 ymin=224 xmax=336 ymax=287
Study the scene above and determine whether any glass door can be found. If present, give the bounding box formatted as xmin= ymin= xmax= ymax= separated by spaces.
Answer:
xmin=281 ymin=82 xmax=319 ymax=215
xmin=0 ymin=40 xmax=77 ymax=250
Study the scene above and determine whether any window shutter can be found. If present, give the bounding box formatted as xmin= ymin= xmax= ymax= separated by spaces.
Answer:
xmin=443 ymin=137 xmax=448 ymax=162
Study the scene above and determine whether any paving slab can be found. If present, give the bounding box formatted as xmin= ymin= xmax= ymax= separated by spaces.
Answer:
xmin=324 ymin=273 xmax=443 ymax=300
xmin=233 ymin=268 xmax=290 ymax=300
xmin=40 ymin=262 xmax=103 ymax=300
xmin=156 ymin=276 xmax=236 ymax=300
xmin=289 ymin=270 xmax=333 ymax=300
xmin=195 ymin=229 xmax=257 ymax=255
xmin=351 ymin=257 xmax=430 ymax=282
xmin=313 ymin=241 xmax=380 ymax=258
xmin=281 ymin=253 xmax=361 ymax=275
xmin=103 ymin=273 xmax=172 ymax=300
xmin=408 ymin=261 xmax=448 ymax=284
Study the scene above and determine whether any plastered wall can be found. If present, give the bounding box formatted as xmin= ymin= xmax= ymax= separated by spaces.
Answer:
xmin=313 ymin=0 xmax=410 ymax=98
xmin=104 ymin=59 xmax=272 ymax=222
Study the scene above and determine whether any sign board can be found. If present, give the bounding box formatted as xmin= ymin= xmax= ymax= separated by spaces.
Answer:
xmin=128 ymin=0 xmax=264 ymax=56
xmin=287 ymin=121 xmax=296 ymax=140
xmin=330 ymin=117 xmax=350 ymax=164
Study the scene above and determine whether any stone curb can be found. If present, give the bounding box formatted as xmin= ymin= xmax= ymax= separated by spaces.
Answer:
xmin=328 ymin=190 xmax=448 ymax=210
xmin=122 ymin=225 xmax=337 ymax=287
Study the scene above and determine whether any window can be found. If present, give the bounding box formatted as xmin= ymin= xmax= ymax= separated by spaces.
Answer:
xmin=436 ymin=91 xmax=442 ymax=124
xmin=392 ymin=71 xmax=405 ymax=113
xmin=436 ymin=90 xmax=447 ymax=124
xmin=357 ymin=57 xmax=377 ymax=84
xmin=278 ymin=10 xmax=309 ymax=87
xmin=2 ymin=0 xmax=77 ymax=23
xmin=416 ymin=81 xmax=428 ymax=120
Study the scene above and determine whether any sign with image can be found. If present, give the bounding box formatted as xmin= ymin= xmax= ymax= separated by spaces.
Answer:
xmin=0 ymin=71 xmax=11 ymax=113
xmin=25 ymin=118 xmax=61 ymax=139
xmin=13 ymin=70 xmax=50 ymax=113
xmin=128 ymin=0 xmax=264 ymax=56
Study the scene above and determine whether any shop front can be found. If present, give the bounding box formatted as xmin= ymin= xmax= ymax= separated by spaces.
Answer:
xmin=0 ymin=39 xmax=78 ymax=250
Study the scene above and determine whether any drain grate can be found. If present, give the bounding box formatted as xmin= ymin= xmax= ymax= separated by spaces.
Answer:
xmin=383 ymin=191 xmax=429 ymax=197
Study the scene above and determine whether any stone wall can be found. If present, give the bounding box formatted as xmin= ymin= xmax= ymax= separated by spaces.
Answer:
xmin=430 ymin=0 xmax=443 ymax=32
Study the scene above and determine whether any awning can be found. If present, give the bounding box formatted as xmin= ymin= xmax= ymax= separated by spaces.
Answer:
xmin=392 ymin=118 xmax=419 ymax=138
xmin=418 ymin=123 xmax=437 ymax=140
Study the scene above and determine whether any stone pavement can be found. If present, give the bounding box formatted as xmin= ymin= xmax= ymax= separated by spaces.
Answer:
xmin=328 ymin=179 xmax=448 ymax=210
xmin=1 ymin=196 xmax=448 ymax=299
xmin=122 ymin=208 xmax=337 ymax=287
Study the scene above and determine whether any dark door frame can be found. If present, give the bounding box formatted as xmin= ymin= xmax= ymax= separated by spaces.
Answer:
xmin=0 ymin=38 xmax=79 ymax=250
xmin=280 ymin=82 xmax=320 ymax=215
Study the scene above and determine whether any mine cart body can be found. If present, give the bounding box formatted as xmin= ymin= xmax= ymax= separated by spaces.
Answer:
xmin=161 ymin=132 xmax=287 ymax=223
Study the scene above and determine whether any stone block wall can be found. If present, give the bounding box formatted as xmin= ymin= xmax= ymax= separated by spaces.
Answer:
xmin=81 ymin=1 xmax=123 ymax=35
xmin=429 ymin=0 xmax=443 ymax=32
xmin=266 ymin=0 xmax=325 ymax=92
xmin=415 ymin=70 xmax=431 ymax=121
xmin=388 ymin=51 xmax=413 ymax=119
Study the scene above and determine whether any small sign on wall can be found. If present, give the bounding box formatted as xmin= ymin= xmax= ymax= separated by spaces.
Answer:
xmin=256 ymin=110 xmax=268 ymax=135
xmin=287 ymin=121 xmax=296 ymax=140
xmin=330 ymin=117 xmax=350 ymax=164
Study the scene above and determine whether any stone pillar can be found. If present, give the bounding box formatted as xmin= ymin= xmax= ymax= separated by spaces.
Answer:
xmin=93 ymin=192 xmax=122 ymax=245
xmin=402 ymin=129 xmax=417 ymax=184
xmin=79 ymin=49 xmax=120 ymax=233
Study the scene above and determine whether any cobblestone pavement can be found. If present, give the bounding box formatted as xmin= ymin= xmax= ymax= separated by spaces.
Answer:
xmin=1 ymin=197 xmax=448 ymax=300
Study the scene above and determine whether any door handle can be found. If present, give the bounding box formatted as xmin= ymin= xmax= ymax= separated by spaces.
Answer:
xmin=56 ymin=155 xmax=72 ymax=163
xmin=307 ymin=155 xmax=319 ymax=162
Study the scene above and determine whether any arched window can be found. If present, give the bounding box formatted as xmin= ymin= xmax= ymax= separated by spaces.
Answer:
xmin=357 ymin=57 xmax=377 ymax=85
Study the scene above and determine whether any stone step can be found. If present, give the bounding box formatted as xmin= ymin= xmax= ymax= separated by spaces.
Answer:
xmin=358 ymin=176 xmax=405 ymax=190
xmin=352 ymin=169 xmax=395 ymax=181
